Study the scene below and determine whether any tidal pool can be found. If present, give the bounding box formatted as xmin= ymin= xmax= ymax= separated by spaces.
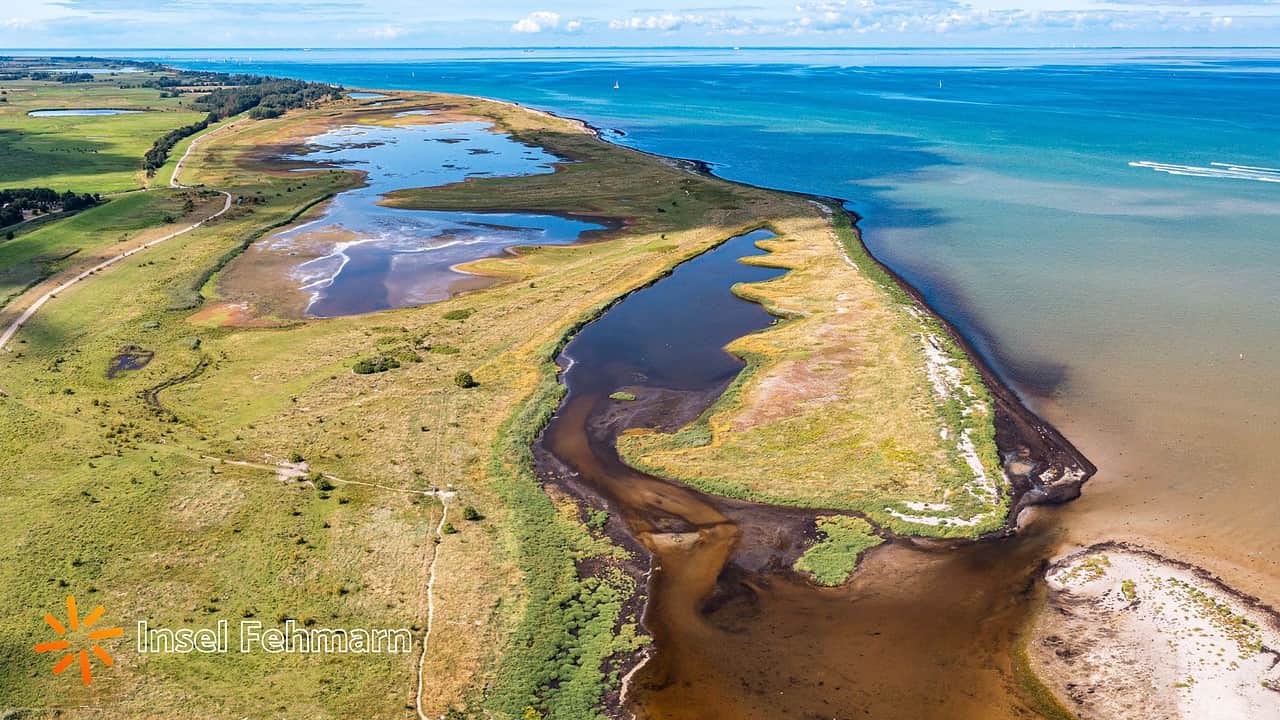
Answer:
xmin=27 ymin=108 xmax=143 ymax=117
xmin=262 ymin=119 xmax=604 ymax=317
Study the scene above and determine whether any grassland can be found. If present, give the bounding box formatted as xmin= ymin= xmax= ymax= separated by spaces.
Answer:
xmin=0 ymin=190 xmax=204 ymax=307
xmin=611 ymin=212 xmax=1008 ymax=537
xmin=0 ymin=74 xmax=204 ymax=193
xmin=0 ymin=75 xmax=1008 ymax=720
xmin=0 ymin=86 xmax=775 ymax=719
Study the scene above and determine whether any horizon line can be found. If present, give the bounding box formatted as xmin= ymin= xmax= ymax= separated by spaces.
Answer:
xmin=6 ymin=45 xmax=1280 ymax=51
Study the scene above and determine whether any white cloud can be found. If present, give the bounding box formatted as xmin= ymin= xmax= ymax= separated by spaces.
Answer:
xmin=365 ymin=24 xmax=407 ymax=39
xmin=512 ymin=10 xmax=562 ymax=33
xmin=607 ymin=11 xmax=760 ymax=31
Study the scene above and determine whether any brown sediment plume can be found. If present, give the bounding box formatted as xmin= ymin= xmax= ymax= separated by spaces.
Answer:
xmin=531 ymin=214 xmax=1094 ymax=718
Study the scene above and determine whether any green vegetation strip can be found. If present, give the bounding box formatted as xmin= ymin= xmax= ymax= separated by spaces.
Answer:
xmin=793 ymin=516 xmax=883 ymax=586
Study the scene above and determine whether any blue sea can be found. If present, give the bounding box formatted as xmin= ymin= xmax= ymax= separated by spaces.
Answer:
xmin=50 ymin=47 xmax=1280 ymax=590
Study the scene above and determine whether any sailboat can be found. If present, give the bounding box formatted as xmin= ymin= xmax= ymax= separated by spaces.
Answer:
xmin=613 ymin=80 xmax=620 ymax=90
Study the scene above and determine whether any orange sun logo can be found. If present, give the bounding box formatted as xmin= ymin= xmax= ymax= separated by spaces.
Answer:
xmin=34 ymin=595 xmax=123 ymax=685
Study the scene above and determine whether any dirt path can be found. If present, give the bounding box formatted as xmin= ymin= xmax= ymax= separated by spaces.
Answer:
xmin=210 ymin=453 xmax=450 ymax=720
xmin=416 ymin=499 xmax=451 ymax=720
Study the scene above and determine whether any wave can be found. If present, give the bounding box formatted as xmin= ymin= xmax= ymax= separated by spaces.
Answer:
xmin=1129 ymin=160 xmax=1280 ymax=184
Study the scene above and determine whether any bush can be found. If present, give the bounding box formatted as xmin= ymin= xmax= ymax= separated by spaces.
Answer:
xmin=454 ymin=371 xmax=478 ymax=389
xmin=441 ymin=522 xmax=458 ymax=535
xmin=353 ymin=356 xmax=401 ymax=374
xmin=288 ymin=451 xmax=304 ymax=464
xmin=462 ymin=505 xmax=483 ymax=521
xmin=443 ymin=308 xmax=474 ymax=321
xmin=586 ymin=509 xmax=609 ymax=532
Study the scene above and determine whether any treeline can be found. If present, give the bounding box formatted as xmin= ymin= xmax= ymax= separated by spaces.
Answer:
xmin=142 ymin=75 xmax=341 ymax=176
xmin=0 ymin=188 xmax=100 ymax=230
xmin=193 ymin=77 xmax=342 ymax=121
xmin=143 ymin=120 xmax=212 ymax=175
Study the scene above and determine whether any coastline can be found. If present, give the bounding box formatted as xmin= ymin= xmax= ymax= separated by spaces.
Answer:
xmin=3 ymin=53 xmax=1272 ymax=720
xmin=463 ymin=90 xmax=1097 ymax=716
xmin=1031 ymin=542 xmax=1280 ymax=718
xmin=265 ymin=85 xmax=1104 ymax=715
xmin=526 ymin=95 xmax=1097 ymax=527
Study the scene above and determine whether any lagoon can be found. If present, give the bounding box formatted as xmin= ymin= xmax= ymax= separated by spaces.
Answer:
xmin=259 ymin=119 xmax=603 ymax=317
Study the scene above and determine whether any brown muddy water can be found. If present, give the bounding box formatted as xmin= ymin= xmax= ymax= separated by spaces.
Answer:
xmin=536 ymin=229 xmax=1071 ymax=719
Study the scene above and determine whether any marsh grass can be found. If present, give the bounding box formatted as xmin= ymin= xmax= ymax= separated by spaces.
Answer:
xmin=793 ymin=516 xmax=884 ymax=586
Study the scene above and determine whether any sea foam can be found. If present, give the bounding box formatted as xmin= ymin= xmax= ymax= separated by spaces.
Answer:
xmin=1129 ymin=160 xmax=1280 ymax=183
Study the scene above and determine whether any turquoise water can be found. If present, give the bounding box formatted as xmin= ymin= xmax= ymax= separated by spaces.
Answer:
xmin=77 ymin=48 xmax=1280 ymax=591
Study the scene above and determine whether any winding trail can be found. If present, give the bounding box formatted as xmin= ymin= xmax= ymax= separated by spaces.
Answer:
xmin=210 ymin=454 xmax=450 ymax=720
xmin=0 ymin=122 xmax=240 ymax=352
xmin=416 ymin=499 xmax=450 ymax=720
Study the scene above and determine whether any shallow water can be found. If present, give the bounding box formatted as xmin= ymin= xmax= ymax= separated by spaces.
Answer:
xmin=144 ymin=48 xmax=1280 ymax=598
xmin=542 ymin=229 xmax=1056 ymax=719
xmin=27 ymin=108 xmax=142 ymax=116
xmin=272 ymin=120 xmax=603 ymax=317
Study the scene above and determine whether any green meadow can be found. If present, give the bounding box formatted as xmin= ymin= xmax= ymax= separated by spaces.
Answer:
xmin=0 ymin=75 xmax=203 ymax=193
xmin=0 ymin=191 xmax=194 ymax=307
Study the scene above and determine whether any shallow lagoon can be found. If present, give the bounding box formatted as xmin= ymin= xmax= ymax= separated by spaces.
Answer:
xmin=270 ymin=119 xmax=603 ymax=317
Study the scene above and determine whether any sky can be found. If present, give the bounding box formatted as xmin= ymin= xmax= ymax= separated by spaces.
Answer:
xmin=1 ymin=0 xmax=1277 ymax=48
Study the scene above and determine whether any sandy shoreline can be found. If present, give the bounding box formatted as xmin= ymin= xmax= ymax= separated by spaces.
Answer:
xmin=1031 ymin=543 xmax=1280 ymax=718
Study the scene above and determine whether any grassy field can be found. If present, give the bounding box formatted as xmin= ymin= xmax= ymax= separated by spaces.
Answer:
xmin=0 ymin=79 xmax=1008 ymax=720
xmin=0 ymin=191 xmax=201 ymax=308
xmin=0 ymin=74 xmax=204 ymax=193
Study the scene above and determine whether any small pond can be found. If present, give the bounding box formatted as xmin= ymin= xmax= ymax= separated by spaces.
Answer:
xmin=28 ymin=109 xmax=144 ymax=117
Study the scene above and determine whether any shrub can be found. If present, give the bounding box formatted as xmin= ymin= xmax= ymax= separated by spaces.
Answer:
xmin=586 ymin=509 xmax=609 ymax=532
xmin=287 ymin=451 xmax=304 ymax=464
xmin=443 ymin=308 xmax=474 ymax=321
xmin=441 ymin=522 xmax=458 ymax=535
xmin=353 ymin=356 xmax=401 ymax=374
xmin=454 ymin=371 xmax=478 ymax=389
xmin=462 ymin=505 xmax=483 ymax=521
xmin=608 ymin=391 xmax=636 ymax=402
